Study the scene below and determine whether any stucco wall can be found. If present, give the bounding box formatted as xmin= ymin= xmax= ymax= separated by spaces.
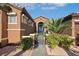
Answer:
xmin=61 ymin=20 xmax=72 ymax=36
xmin=63 ymin=14 xmax=79 ymax=39
xmin=7 ymin=5 xmax=36 ymax=44
xmin=0 ymin=10 xmax=2 ymax=43
xmin=8 ymin=30 xmax=21 ymax=44
xmin=21 ymin=13 xmax=36 ymax=36
xmin=0 ymin=10 xmax=8 ymax=46
xmin=21 ymin=23 xmax=35 ymax=36
xmin=75 ymin=22 xmax=79 ymax=36
xmin=7 ymin=5 xmax=22 ymax=44
xmin=73 ymin=16 xmax=79 ymax=38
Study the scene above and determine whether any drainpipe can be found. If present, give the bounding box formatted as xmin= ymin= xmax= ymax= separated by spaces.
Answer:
xmin=36 ymin=23 xmax=38 ymax=33
xmin=72 ymin=19 xmax=76 ymax=46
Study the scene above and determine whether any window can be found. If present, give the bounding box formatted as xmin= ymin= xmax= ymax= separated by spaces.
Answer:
xmin=28 ymin=19 xmax=33 ymax=26
xmin=22 ymin=16 xmax=28 ymax=24
xmin=8 ymin=15 xmax=17 ymax=24
xmin=22 ymin=15 xmax=28 ymax=24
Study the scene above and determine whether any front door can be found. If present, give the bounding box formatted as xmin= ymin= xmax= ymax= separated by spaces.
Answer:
xmin=38 ymin=22 xmax=44 ymax=33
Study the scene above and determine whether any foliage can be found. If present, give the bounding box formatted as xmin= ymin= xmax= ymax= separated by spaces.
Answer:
xmin=47 ymin=18 xmax=68 ymax=33
xmin=47 ymin=33 xmax=59 ymax=48
xmin=76 ymin=33 xmax=79 ymax=46
xmin=46 ymin=18 xmax=72 ymax=49
xmin=59 ymin=35 xmax=73 ymax=49
xmin=0 ymin=3 xmax=12 ymax=12
xmin=20 ymin=37 xmax=33 ymax=51
xmin=47 ymin=33 xmax=73 ymax=49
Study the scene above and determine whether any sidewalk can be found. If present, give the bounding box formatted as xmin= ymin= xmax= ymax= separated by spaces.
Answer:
xmin=45 ymin=45 xmax=68 ymax=56
xmin=31 ymin=34 xmax=48 ymax=56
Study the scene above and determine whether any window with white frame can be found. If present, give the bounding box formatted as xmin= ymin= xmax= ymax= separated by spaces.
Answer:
xmin=8 ymin=15 xmax=17 ymax=24
xmin=22 ymin=15 xmax=28 ymax=24
xmin=23 ymin=16 xmax=28 ymax=24
xmin=28 ymin=19 xmax=33 ymax=26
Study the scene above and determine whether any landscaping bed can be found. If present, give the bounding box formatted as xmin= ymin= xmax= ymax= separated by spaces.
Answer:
xmin=45 ymin=33 xmax=73 ymax=56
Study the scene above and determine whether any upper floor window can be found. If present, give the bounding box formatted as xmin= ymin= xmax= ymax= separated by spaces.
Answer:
xmin=22 ymin=14 xmax=28 ymax=24
xmin=8 ymin=15 xmax=17 ymax=24
xmin=28 ymin=19 xmax=33 ymax=26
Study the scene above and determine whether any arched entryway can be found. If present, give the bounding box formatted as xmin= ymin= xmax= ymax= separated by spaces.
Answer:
xmin=38 ymin=22 xmax=44 ymax=33
xmin=34 ymin=16 xmax=49 ymax=33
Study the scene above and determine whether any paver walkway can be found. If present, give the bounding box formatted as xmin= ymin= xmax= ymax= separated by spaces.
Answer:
xmin=31 ymin=33 xmax=48 ymax=56
xmin=64 ymin=47 xmax=79 ymax=56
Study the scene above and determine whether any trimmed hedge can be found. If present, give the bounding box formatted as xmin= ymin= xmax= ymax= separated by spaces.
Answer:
xmin=20 ymin=37 xmax=33 ymax=50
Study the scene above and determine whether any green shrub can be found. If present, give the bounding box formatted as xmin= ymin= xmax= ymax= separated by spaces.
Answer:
xmin=47 ymin=34 xmax=59 ymax=48
xmin=47 ymin=33 xmax=73 ymax=49
xmin=59 ymin=35 xmax=73 ymax=49
xmin=76 ymin=33 xmax=79 ymax=46
xmin=20 ymin=37 xmax=33 ymax=51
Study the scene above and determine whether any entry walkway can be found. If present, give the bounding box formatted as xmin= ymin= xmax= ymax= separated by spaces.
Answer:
xmin=31 ymin=33 xmax=48 ymax=56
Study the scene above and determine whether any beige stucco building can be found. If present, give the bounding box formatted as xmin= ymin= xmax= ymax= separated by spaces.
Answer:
xmin=0 ymin=4 xmax=36 ymax=47
xmin=62 ymin=13 xmax=79 ymax=39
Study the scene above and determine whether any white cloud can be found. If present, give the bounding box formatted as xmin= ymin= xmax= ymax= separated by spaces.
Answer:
xmin=15 ymin=3 xmax=66 ymax=10
xmin=41 ymin=3 xmax=66 ymax=10
xmin=40 ymin=3 xmax=66 ymax=7
xmin=53 ymin=3 xmax=66 ymax=7
xmin=15 ymin=3 xmax=35 ymax=10
xmin=41 ymin=7 xmax=56 ymax=10
xmin=15 ymin=3 xmax=34 ymax=7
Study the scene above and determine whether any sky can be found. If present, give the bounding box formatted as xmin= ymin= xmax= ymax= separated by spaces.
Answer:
xmin=16 ymin=3 xmax=79 ymax=19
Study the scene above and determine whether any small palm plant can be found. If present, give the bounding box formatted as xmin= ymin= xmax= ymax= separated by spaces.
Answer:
xmin=47 ymin=18 xmax=68 ymax=34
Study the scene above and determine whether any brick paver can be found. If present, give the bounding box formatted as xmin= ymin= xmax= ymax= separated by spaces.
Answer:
xmin=66 ymin=46 xmax=79 ymax=56
xmin=0 ymin=46 xmax=31 ymax=56
xmin=0 ymin=46 xmax=17 ymax=56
